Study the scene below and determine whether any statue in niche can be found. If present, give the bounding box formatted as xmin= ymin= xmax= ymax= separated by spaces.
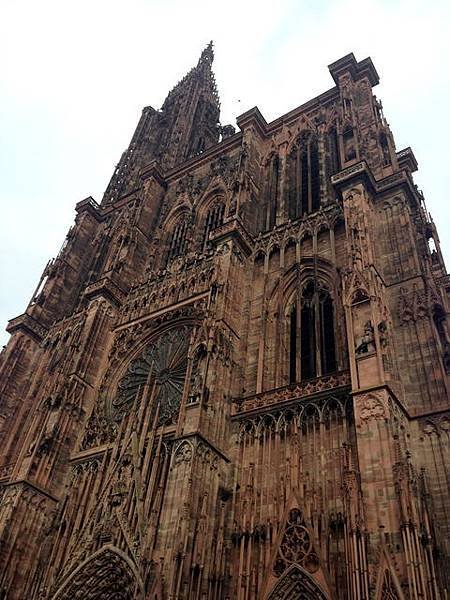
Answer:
xmin=355 ymin=321 xmax=375 ymax=355
xmin=188 ymin=346 xmax=207 ymax=404
xmin=36 ymin=422 xmax=60 ymax=457
xmin=378 ymin=320 xmax=388 ymax=347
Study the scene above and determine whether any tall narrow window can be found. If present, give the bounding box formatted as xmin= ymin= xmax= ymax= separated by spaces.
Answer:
xmin=202 ymin=203 xmax=224 ymax=249
xmin=310 ymin=141 xmax=320 ymax=211
xmin=320 ymin=292 xmax=336 ymax=374
xmin=167 ymin=219 xmax=188 ymax=263
xmin=292 ymin=280 xmax=337 ymax=381
xmin=300 ymin=147 xmax=309 ymax=215
xmin=301 ymin=282 xmax=317 ymax=380
xmin=267 ymin=155 xmax=280 ymax=229
xmin=289 ymin=304 xmax=297 ymax=384
xmin=290 ymin=133 xmax=321 ymax=218
xmin=288 ymin=149 xmax=300 ymax=220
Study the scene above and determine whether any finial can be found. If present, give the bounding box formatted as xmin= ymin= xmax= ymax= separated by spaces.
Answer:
xmin=199 ymin=41 xmax=214 ymax=66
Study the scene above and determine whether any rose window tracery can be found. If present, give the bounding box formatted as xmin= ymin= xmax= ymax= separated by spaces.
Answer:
xmin=274 ymin=508 xmax=319 ymax=577
xmin=112 ymin=326 xmax=192 ymax=425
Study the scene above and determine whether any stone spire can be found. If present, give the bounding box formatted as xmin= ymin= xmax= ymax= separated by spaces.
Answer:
xmin=162 ymin=41 xmax=219 ymax=113
xmin=160 ymin=41 xmax=221 ymax=168
xmin=101 ymin=43 xmax=221 ymax=204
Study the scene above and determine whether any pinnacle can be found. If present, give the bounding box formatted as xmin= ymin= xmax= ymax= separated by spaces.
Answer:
xmin=162 ymin=41 xmax=220 ymax=110
xmin=198 ymin=41 xmax=214 ymax=67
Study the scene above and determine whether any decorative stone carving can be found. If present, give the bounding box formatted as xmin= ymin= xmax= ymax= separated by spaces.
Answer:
xmin=235 ymin=371 xmax=350 ymax=415
xmin=380 ymin=569 xmax=401 ymax=600
xmin=113 ymin=325 xmax=192 ymax=424
xmin=273 ymin=508 xmax=319 ymax=577
xmin=355 ymin=320 xmax=375 ymax=355
xmin=174 ymin=440 xmax=193 ymax=464
xmin=357 ymin=393 xmax=387 ymax=424
xmin=268 ymin=564 xmax=328 ymax=600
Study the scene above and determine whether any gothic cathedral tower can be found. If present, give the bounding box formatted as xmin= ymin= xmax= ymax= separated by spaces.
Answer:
xmin=0 ymin=47 xmax=449 ymax=600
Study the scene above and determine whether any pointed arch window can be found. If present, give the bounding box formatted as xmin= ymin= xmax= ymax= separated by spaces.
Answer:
xmin=167 ymin=218 xmax=188 ymax=262
xmin=289 ymin=304 xmax=297 ymax=384
xmin=289 ymin=280 xmax=337 ymax=382
xmin=288 ymin=133 xmax=321 ymax=220
xmin=266 ymin=154 xmax=280 ymax=230
xmin=202 ymin=202 xmax=225 ymax=249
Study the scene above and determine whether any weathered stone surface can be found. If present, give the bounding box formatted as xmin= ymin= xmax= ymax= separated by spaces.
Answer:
xmin=0 ymin=48 xmax=449 ymax=599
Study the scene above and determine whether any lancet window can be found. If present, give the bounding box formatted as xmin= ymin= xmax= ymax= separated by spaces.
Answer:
xmin=287 ymin=132 xmax=320 ymax=220
xmin=289 ymin=280 xmax=337 ymax=384
xmin=266 ymin=154 xmax=280 ymax=230
xmin=167 ymin=218 xmax=188 ymax=262
xmin=202 ymin=202 xmax=225 ymax=249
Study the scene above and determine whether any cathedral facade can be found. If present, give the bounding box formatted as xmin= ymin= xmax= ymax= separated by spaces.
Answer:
xmin=0 ymin=45 xmax=449 ymax=599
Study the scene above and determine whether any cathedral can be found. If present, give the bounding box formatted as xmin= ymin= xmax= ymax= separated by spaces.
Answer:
xmin=0 ymin=43 xmax=449 ymax=600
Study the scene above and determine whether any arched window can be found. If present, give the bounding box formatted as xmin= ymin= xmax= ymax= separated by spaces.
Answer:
xmin=289 ymin=280 xmax=337 ymax=382
xmin=289 ymin=304 xmax=297 ymax=384
xmin=301 ymin=281 xmax=317 ymax=379
xmin=202 ymin=202 xmax=225 ymax=249
xmin=288 ymin=133 xmax=320 ymax=220
xmin=319 ymin=289 xmax=337 ymax=375
xmin=167 ymin=218 xmax=188 ymax=263
xmin=266 ymin=154 xmax=280 ymax=230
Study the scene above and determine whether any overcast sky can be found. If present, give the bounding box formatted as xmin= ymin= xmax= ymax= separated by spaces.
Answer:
xmin=1 ymin=0 xmax=449 ymax=346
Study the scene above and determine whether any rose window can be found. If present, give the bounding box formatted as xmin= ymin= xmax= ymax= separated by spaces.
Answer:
xmin=113 ymin=326 xmax=192 ymax=425
xmin=274 ymin=508 xmax=319 ymax=577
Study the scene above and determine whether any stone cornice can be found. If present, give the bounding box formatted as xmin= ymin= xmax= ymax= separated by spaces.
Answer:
xmin=396 ymin=147 xmax=418 ymax=173
xmin=75 ymin=196 xmax=103 ymax=221
xmin=328 ymin=52 xmax=379 ymax=87
xmin=232 ymin=371 xmax=351 ymax=418
xmin=139 ymin=159 xmax=167 ymax=187
xmin=0 ymin=479 xmax=59 ymax=503
xmin=175 ymin=431 xmax=230 ymax=464
xmin=84 ymin=276 xmax=126 ymax=307
xmin=6 ymin=312 xmax=48 ymax=342
xmin=209 ymin=217 xmax=254 ymax=256
xmin=331 ymin=160 xmax=377 ymax=194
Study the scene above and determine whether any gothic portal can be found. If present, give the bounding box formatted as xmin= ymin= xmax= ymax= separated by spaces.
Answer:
xmin=0 ymin=45 xmax=449 ymax=600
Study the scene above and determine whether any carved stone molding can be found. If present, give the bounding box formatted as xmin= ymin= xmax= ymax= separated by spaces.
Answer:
xmin=273 ymin=508 xmax=320 ymax=578
xmin=172 ymin=436 xmax=222 ymax=470
xmin=355 ymin=392 xmax=387 ymax=427
xmin=234 ymin=371 xmax=350 ymax=415
xmin=6 ymin=312 xmax=48 ymax=342
xmin=113 ymin=324 xmax=192 ymax=423
xmin=84 ymin=276 xmax=126 ymax=307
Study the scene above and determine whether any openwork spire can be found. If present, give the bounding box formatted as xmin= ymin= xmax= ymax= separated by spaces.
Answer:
xmin=198 ymin=40 xmax=214 ymax=67
xmin=162 ymin=41 xmax=220 ymax=111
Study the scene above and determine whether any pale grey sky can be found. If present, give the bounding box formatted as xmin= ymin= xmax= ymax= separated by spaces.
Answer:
xmin=1 ymin=0 xmax=449 ymax=346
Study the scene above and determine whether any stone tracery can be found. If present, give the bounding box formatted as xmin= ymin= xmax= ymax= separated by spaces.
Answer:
xmin=113 ymin=325 xmax=192 ymax=424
